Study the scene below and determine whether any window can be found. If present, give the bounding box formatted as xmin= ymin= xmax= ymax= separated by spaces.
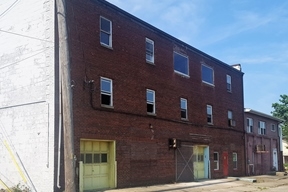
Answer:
xmin=207 ymin=105 xmax=213 ymax=124
xmin=233 ymin=153 xmax=237 ymax=169
xmin=100 ymin=16 xmax=112 ymax=47
xmin=271 ymin=124 xmax=276 ymax=132
xmin=146 ymin=89 xmax=155 ymax=114
xmin=228 ymin=110 xmax=233 ymax=120
xmin=81 ymin=153 xmax=108 ymax=164
xmin=174 ymin=52 xmax=189 ymax=76
xmin=213 ymin=152 xmax=219 ymax=170
xmin=226 ymin=75 xmax=232 ymax=92
xmin=247 ymin=118 xmax=253 ymax=133
xmin=258 ymin=121 xmax=266 ymax=135
xmin=180 ymin=98 xmax=187 ymax=119
xmin=146 ymin=38 xmax=154 ymax=63
xmin=202 ymin=65 xmax=214 ymax=85
xmin=101 ymin=77 xmax=113 ymax=106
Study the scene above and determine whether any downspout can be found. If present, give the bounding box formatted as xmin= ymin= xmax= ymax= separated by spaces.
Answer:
xmin=56 ymin=66 xmax=62 ymax=189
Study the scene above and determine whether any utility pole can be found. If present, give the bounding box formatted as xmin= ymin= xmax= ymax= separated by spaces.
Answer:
xmin=56 ymin=0 xmax=76 ymax=191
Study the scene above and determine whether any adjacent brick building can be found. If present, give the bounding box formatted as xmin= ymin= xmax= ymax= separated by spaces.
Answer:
xmin=244 ymin=108 xmax=283 ymax=175
xmin=66 ymin=0 xmax=245 ymax=190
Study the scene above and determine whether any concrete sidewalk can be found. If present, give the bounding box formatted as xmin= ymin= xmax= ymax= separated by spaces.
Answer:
xmin=104 ymin=175 xmax=288 ymax=192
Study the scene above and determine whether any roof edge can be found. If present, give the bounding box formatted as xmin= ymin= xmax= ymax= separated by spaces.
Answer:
xmin=244 ymin=108 xmax=284 ymax=123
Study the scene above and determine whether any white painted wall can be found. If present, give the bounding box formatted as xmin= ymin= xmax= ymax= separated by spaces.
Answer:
xmin=0 ymin=0 xmax=55 ymax=191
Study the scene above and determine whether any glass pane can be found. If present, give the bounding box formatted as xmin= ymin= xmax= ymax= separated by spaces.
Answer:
xmin=213 ymin=153 xmax=218 ymax=160
xmin=146 ymin=41 xmax=153 ymax=52
xmin=101 ymin=94 xmax=111 ymax=105
xmin=80 ymin=154 xmax=85 ymax=162
xmin=94 ymin=154 xmax=100 ymax=163
xmin=181 ymin=99 xmax=186 ymax=109
xmin=85 ymin=154 xmax=93 ymax=164
xmin=101 ymin=154 xmax=108 ymax=163
xmin=100 ymin=32 xmax=110 ymax=45
xmin=228 ymin=111 xmax=232 ymax=119
xmin=202 ymin=65 xmax=213 ymax=84
xmin=207 ymin=116 xmax=212 ymax=123
xmin=101 ymin=18 xmax=111 ymax=33
xmin=181 ymin=110 xmax=186 ymax=119
xmin=146 ymin=91 xmax=154 ymax=102
xmin=147 ymin=103 xmax=154 ymax=113
xmin=207 ymin=106 xmax=212 ymax=114
xmin=101 ymin=79 xmax=111 ymax=93
xmin=174 ymin=53 xmax=188 ymax=75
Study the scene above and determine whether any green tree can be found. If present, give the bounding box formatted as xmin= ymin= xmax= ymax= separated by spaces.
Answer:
xmin=272 ymin=94 xmax=288 ymax=140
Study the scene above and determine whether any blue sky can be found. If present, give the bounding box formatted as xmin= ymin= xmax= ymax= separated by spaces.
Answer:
xmin=107 ymin=0 xmax=288 ymax=115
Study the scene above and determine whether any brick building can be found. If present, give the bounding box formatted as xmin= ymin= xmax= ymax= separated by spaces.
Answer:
xmin=244 ymin=108 xmax=283 ymax=175
xmin=67 ymin=0 xmax=245 ymax=190
xmin=0 ymin=0 xmax=246 ymax=191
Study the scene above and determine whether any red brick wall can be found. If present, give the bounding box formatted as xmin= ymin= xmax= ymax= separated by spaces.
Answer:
xmin=67 ymin=0 xmax=245 ymax=188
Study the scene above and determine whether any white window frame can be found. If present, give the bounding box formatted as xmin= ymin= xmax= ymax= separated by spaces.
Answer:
xmin=258 ymin=121 xmax=266 ymax=135
xmin=271 ymin=124 xmax=276 ymax=132
xmin=100 ymin=16 xmax=112 ymax=47
xmin=100 ymin=77 xmax=113 ymax=106
xmin=213 ymin=152 xmax=219 ymax=170
xmin=207 ymin=105 xmax=213 ymax=124
xmin=146 ymin=38 xmax=154 ymax=63
xmin=180 ymin=98 xmax=188 ymax=119
xmin=146 ymin=89 xmax=155 ymax=114
xmin=202 ymin=64 xmax=214 ymax=85
xmin=233 ymin=152 xmax=237 ymax=170
xmin=226 ymin=74 xmax=232 ymax=92
xmin=173 ymin=52 xmax=189 ymax=77
xmin=247 ymin=118 xmax=253 ymax=133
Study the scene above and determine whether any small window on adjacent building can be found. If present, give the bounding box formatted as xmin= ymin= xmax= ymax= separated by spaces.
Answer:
xmin=227 ymin=75 xmax=232 ymax=92
xmin=207 ymin=105 xmax=213 ymax=124
xmin=233 ymin=152 xmax=237 ymax=169
xmin=180 ymin=98 xmax=187 ymax=119
xmin=202 ymin=65 xmax=214 ymax=85
xmin=101 ymin=77 xmax=113 ymax=106
xmin=247 ymin=118 xmax=253 ymax=133
xmin=174 ymin=52 xmax=189 ymax=76
xmin=213 ymin=152 xmax=219 ymax=170
xmin=258 ymin=121 xmax=266 ymax=135
xmin=146 ymin=38 xmax=154 ymax=63
xmin=100 ymin=16 xmax=112 ymax=47
xmin=271 ymin=124 xmax=276 ymax=132
xmin=146 ymin=89 xmax=155 ymax=114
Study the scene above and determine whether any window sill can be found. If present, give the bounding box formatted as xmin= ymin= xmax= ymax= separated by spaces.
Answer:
xmin=174 ymin=71 xmax=190 ymax=78
xmin=100 ymin=43 xmax=113 ymax=50
xmin=147 ymin=112 xmax=156 ymax=116
xmin=146 ymin=60 xmax=155 ymax=65
xmin=202 ymin=81 xmax=215 ymax=87
xmin=227 ymin=90 xmax=232 ymax=93
xmin=101 ymin=104 xmax=114 ymax=109
xmin=207 ymin=123 xmax=214 ymax=126
xmin=181 ymin=118 xmax=189 ymax=121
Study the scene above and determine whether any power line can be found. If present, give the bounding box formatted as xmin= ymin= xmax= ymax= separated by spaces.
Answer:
xmin=0 ymin=29 xmax=54 ymax=43
xmin=0 ymin=0 xmax=19 ymax=18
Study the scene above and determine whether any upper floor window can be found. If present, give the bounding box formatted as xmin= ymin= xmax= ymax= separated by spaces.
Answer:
xmin=213 ymin=152 xmax=219 ymax=170
xmin=100 ymin=16 xmax=112 ymax=47
xmin=227 ymin=75 xmax=232 ymax=92
xmin=247 ymin=118 xmax=253 ymax=133
xmin=228 ymin=110 xmax=235 ymax=127
xmin=180 ymin=98 xmax=187 ymax=119
xmin=146 ymin=38 xmax=154 ymax=63
xmin=146 ymin=89 xmax=155 ymax=114
xmin=173 ymin=52 xmax=189 ymax=76
xmin=233 ymin=152 xmax=237 ymax=170
xmin=207 ymin=105 xmax=213 ymax=124
xmin=271 ymin=124 xmax=276 ymax=132
xmin=258 ymin=121 xmax=266 ymax=135
xmin=202 ymin=65 xmax=214 ymax=85
xmin=101 ymin=77 xmax=113 ymax=106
